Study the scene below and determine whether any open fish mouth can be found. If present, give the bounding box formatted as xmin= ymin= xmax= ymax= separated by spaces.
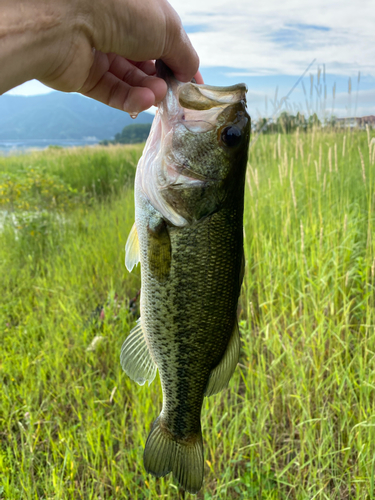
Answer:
xmin=135 ymin=61 xmax=249 ymax=227
xmin=177 ymin=81 xmax=247 ymax=133
xmin=179 ymin=82 xmax=248 ymax=109
xmin=156 ymin=60 xmax=247 ymax=134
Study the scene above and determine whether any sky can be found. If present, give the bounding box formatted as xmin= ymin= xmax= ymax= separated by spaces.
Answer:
xmin=6 ymin=0 xmax=375 ymax=119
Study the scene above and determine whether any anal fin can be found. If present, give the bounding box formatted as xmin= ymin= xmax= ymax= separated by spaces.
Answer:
xmin=205 ymin=322 xmax=240 ymax=397
xmin=120 ymin=318 xmax=157 ymax=386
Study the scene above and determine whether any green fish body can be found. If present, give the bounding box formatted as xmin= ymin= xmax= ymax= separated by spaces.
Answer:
xmin=122 ymin=61 xmax=251 ymax=494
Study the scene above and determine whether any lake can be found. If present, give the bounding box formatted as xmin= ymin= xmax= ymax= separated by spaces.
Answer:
xmin=0 ymin=138 xmax=100 ymax=155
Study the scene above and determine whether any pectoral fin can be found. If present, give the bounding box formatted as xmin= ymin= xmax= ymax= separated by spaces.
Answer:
xmin=125 ymin=223 xmax=140 ymax=272
xmin=147 ymin=218 xmax=171 ymax=281
xmin=120 ymin=318 xmax=157 ymax=386
xmin=205 ymin=322 xmax=240 ymax=397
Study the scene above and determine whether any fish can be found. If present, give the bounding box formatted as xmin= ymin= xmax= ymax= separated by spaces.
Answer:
xmin=121 ymin=60 xmax=251 ymax=494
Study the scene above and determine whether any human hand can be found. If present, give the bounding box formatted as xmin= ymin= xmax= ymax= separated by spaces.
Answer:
xmin=0 ymin=0 xmax=203 ymax=113
xmin=75 ymin=53 xmax=204 ymax=115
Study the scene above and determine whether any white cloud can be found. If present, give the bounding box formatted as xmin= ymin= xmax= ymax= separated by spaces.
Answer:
xmin=6 ymin=80 xmax=54 ymax=96
xmin=331 ymin=88 xmax=375 ymax=117
xmin=172 ymin=0 xmax=375 ymax=77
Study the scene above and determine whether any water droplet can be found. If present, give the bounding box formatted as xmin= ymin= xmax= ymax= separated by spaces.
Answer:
xmin=130 ymin=112 xmax=138 ymax=119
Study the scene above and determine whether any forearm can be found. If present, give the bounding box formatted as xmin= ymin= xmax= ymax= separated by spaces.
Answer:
xmin=0 ymin=1 xmax=84 ymax=94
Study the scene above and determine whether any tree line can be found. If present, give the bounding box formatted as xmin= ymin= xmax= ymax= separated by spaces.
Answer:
xmin=253 ymin=112 xmax=337 ymax=134
xmin=101 ymin=123 xmax=152 ymax=145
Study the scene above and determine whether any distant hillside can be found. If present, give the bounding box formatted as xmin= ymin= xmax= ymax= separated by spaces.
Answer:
xmin=0 ymin=92 xmax=154 ymax=141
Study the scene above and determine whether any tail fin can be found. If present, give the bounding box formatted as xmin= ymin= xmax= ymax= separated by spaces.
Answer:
xmin=143 ymin=417 xmax=204 ymax=494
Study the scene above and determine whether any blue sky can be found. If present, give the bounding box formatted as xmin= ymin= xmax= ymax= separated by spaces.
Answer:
xmin=6 ymin=0 xmax=375 ymax=118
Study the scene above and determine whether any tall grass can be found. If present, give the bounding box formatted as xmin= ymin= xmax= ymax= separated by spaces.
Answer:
xmin=0 ymin=129 xmax=374 ymax=499
xmin=240 ymin=127 xmax=375 ymax=499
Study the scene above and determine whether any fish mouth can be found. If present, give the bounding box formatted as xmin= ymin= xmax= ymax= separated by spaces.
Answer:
xmin=156 ymin=60 xmax=247 ymax=109
xmin=156 ymin=60 xmax=247 ymax=134
xmin=135 ymin=62 xmax=249 ymax=227
xmin=179 ymin=82 xmax=247 ymax=110
xmin=178 ymin=82 xmax=247 ymax=134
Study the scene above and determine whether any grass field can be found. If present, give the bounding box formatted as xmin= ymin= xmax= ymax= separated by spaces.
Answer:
xmin=1 ymin=128 xmax=375 ymax=499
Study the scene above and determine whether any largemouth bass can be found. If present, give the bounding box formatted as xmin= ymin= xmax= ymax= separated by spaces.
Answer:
xmin=121 ymin=60 xmax=250 ymax=494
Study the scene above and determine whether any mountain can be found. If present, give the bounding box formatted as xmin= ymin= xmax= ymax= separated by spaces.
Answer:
xmin=0 ymin=92 xmax=154 ymax=141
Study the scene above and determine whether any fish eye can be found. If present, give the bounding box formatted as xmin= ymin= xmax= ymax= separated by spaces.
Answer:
xmin=221 ymin=126 xmax=242 ymax=147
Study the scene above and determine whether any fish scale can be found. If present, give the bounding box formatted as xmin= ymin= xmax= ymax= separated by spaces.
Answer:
xmin=144 ymin=213 xmax=242 ymax=432
xmin=121 ymin=60 xmax=250 ymax=493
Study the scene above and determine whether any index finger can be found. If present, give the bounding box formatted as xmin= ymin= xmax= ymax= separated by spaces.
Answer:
xmin=193 ymin=70 xmax=204 ymax=85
